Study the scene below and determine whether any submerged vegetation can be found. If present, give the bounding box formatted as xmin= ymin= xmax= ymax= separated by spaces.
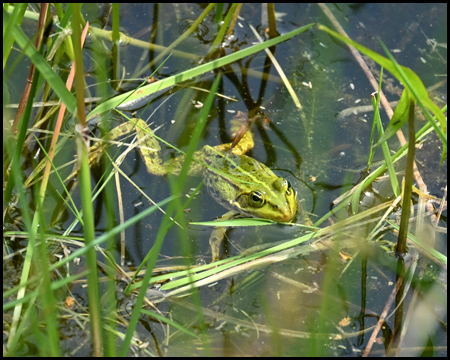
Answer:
xmin=3 ymin=3 xmax=447 ymax=357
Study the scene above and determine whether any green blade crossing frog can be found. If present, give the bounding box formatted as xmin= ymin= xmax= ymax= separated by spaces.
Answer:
xmin=114 ymin=115 xmax=298 ymax=261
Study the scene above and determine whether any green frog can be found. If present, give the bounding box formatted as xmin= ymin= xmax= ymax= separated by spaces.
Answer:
xmin=91 ymin=115 xmax=298 ymax=261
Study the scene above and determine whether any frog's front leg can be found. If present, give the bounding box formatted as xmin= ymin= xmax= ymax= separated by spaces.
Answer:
xmin=209 ymin=210 xmax=242 ymax=262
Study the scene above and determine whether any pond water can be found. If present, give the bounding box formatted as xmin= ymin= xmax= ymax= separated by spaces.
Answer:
xmin=4 ymin=3 xmax=447 ymax=357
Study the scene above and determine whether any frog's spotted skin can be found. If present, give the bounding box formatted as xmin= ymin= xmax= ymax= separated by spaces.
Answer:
xmin=201 ymin=147 xmax=297 ymax=223
xmin=116 ymin=117 xmax=298 ymax=261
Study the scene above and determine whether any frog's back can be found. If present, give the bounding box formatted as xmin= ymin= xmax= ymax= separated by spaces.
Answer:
xmin=201 ymin=147 xmax=297 ymax=222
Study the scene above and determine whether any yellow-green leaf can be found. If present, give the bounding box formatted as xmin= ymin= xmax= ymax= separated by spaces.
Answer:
xmin=319 ymin=25 xmax=446 ymax=163
xmin=374 ymin=89 xmax=411 ymax=147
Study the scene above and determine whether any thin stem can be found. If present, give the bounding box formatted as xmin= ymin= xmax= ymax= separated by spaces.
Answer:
xmin=396 ymin=100 xmax=416 ymax=256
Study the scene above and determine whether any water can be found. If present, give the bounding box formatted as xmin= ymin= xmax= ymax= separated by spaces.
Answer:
xmin=4 ymin=3 xmax=447 ymax=356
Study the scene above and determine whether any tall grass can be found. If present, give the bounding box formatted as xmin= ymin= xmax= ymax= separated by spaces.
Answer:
xmin=3 ymin=3 xmax=447 ymax=357
xmin=3 ymin=3 xmax=316 ymax=355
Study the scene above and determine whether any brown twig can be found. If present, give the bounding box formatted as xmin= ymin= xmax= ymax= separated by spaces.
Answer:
xmin=434 ymin=184 xmax=447 ymax=227
xmin=362 ymin=267 xmax=404 ymax=356
xmin=225 ymin=3 xmax=242 ymax=38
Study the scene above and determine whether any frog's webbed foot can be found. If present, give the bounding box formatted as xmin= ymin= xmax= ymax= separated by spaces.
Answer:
xmin=209 ymin=210 xmax=241 ymax=262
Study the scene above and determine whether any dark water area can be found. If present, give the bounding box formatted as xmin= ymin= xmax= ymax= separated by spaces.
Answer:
xmin=4 ymin=3 xmax=446 ymax=356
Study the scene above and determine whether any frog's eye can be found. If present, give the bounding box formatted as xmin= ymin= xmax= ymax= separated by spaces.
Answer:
xmin=249 ymin=191 xmax=265 ymax=207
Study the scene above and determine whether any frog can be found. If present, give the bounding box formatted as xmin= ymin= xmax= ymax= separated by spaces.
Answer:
xmin=87 ymin=115 xmax=298 ymax=261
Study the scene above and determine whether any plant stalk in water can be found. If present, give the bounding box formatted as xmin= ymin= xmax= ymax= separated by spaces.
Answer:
xmin=396 ymin=100 xmax=416 ymax=256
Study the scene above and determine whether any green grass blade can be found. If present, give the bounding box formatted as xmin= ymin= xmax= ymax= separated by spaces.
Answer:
xmin=318 ymin=25 xmax=446 ymax=153
xmin=86 ymin=22 xmax=316 ymax=121
xmin=387 ymin=221 xmax=446 ymax=266
xmin=314 ymin=106 xmax=445 ymax=227
xmin=159 ymin=230 xmax=318 ymax=292
xmin=3 ymin=193 xmax=173 ymax=309
xmin=207 ymin=3 xmax=238 ymax=54
xmin=3 ymin=9 xmax=77 ymax=113
xmin=372 ymin=93 xmax=401 ymax=198
xmin=377 ymin=39 xmax=447 ymax=164
xmin=3 ymin=3 xmax=27 ymax=69
xmin=375 ymin=82 xmax=412 ymax=148
xmin=119 ymin=74 xmax=223 ymax=357
xmin=4 ymin=66 xmax=42 ymax=351
xmin=191 ymin=218 xmax=277 ymax=226
xmin=355 ymin=68 xmax=401 ymax=214
xmin=35 ymin=194 xmax=61 ymax=356
xmin=214 ymin=3 xmax=224 ymax=23
xmin=140 ymin=309 xmax=199 ymax=339
xmin=72 ymin=6 xmax=104 ymax=354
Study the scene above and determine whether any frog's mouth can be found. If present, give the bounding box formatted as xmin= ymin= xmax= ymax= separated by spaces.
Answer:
xmin=271 ymin=188 xmax=298 ymax=223
xmin=273 ymin=204 xmax=298 ymax=223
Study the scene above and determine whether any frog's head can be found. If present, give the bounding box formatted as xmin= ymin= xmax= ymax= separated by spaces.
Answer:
xmin=234 ymin=177 xmax=298 ymax=222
